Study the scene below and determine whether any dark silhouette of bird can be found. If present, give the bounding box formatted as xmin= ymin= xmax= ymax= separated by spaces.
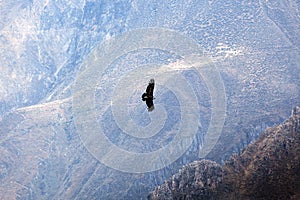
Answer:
xmin=142 ymin=79 xmax=155 ymax=111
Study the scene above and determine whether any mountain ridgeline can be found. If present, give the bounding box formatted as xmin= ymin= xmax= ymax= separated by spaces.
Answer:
xmin=148 ymin=107 xmax=300 ymax=200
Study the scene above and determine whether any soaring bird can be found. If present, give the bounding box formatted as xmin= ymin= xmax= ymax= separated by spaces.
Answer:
xmin=141 ymin=79 xmax=155 ymax=111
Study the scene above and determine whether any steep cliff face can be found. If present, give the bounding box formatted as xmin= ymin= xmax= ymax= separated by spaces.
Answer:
xmin=149 ymin=107 xmax=300 ymax=199
xmin=222 ymin=106 xmax=300 ymax=200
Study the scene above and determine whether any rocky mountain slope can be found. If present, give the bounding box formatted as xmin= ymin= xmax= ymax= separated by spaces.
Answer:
xmin=148 ymin=159 xmax=222 ymax=200
xmin=148 ymin=106 xmax=300 ymax=200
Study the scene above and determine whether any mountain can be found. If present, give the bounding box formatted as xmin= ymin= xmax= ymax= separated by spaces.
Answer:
xmin=148 ymin=106 xmax=300 ymax=200
xmin=1 ymin=1 xmax=300 ymax=199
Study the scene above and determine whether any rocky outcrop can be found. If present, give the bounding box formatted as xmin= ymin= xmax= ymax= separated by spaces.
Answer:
xmin=148 ymin=160 xmax=222 ymax=200
xmin=149 ymin=107 xmax=300 ymax=200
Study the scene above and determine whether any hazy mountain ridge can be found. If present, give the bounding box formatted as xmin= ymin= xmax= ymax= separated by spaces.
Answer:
xmin=1 ymin=1 xmax=300 ymax=199
xmin=148 ymin=106 xmax=300 ymax=200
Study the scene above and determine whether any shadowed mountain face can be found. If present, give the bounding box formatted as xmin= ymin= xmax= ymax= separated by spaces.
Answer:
xmin=221 ymin=107 xmax=300 ymax=200
xmin=149 ymin=107 xmax=300 ymax=200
